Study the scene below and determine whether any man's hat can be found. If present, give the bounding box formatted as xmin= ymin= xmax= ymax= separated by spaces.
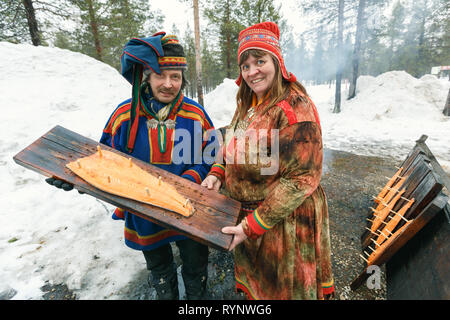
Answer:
xmin=158 ymin=34 xmax=187 ymax=71
xmin=235 ymin=21 xmax=296 ymax=86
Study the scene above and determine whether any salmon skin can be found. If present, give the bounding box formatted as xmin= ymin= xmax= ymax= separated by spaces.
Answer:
xmin=66 ymin=148 xmax=194 ymax=217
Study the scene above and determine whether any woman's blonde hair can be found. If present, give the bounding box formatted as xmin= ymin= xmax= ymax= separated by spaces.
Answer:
xmin=235 ymin=49 xmax=309 ymax=121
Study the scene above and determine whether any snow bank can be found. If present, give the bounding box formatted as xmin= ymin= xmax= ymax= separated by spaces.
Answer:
xmin=348 ymin=71 xmax=448 ymax=121
xmin=310 ymin=71 xmax=450 ymax=168
xmin=203 ymin=78 xmax=238 ymax=129
xmin=0 ymin=42 xmax=142 ymax=300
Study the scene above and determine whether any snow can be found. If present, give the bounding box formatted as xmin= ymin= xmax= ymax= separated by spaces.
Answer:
xmin=0 ymin=42 xmax=449 ymax=300
xmin=306 ymin=71 xmax=450 ymax=168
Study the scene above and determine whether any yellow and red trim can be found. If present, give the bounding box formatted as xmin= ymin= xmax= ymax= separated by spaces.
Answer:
xmin=209 ymin=163 xmax=225 ymax=181
xmin=124 ymin=226 xmax=181 ymax=247
xmin=246 ymin=209 xmax=271 ymax=236
xmin=235 ymin=275 xmax=258 ymax=300
xmin=182 ymin=169 xmax=202 ymax=184
xmin=322 ymin=280 xmax=335 ymax=296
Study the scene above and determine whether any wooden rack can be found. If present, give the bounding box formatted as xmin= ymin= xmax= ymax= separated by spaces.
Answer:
xmin=350 ymin=135 xmax=449 ymax=290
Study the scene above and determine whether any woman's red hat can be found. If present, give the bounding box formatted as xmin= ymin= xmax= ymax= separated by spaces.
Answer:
xmin=236 ymin=21 xmax=296 ymax=86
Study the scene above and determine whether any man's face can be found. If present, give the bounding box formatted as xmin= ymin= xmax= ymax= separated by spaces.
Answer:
xmin=148 ymin=69 xmax=183 ymax=104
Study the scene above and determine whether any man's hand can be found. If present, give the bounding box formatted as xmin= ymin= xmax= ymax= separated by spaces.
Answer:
xmin=45 ymin=177 xmax=74 ymax=191
xmin=45 ymin=177 xmax=84 ymax=194
xmin=222 ymin=223 xmax=247 ymax=251
xmin=201 ymin=175 xmax=222 ymax=191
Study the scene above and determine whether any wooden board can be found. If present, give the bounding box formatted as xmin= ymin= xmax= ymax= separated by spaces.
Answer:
xmin=386 ymin=202 xmax=450 ymax=299
xmin=13 ymin=125 xmax=241 ymax=251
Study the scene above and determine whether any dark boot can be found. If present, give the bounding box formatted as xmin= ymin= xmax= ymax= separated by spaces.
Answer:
xmin=148 ymin=267 xmax=179 ymax=300
xmin=176 ymin=239 xmax=209 ymax=300
xmin=143 ymin=244 xmax=179 ymax=300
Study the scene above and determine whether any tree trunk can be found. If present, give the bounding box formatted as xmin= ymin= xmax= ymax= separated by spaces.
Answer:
xmin=225 ymin=1 xmax=232 ymax=78
xmin=334 ymin=0 xmax=344 ymax=113
xmin=87 ymin=0 xmax=103 ymax=61
xmin=348 ymin=0 xmax=366 ymax=100
xmin=443 ymin=88 xmax=450 ymax=116
xmin=22 ymin=0 xmax=41 ymax=46
xmin=193 ymin=0 xmax=204 ymax=106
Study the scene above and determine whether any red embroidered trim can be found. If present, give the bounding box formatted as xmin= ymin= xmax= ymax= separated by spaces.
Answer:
xmin=276 ymin=100 xmax=298 ymax=125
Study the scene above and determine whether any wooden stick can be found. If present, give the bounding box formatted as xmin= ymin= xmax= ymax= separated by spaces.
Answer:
xmin=367 ymin=221 xmax=412 ymax=266
xmin=76 ymin=160 xmax=81 ymax=169
xmin=373 ymin=188 xmax=410 ymax=202
xmin=371 ymin=239 xmax=381 ymax=247
xmin=367 ymin=216 xmax=387 ymax=225
xmin=369 ymin=188 xmax=406 ymax=233
xmin=128 ymin=158 xmax=132 ymax=168
xmin=374 ymin=177 xmax=406 ymax=207
xmin=376 ymin=198 xmax=415 ymax=245
xmin=365 ymin=227 xmax=388 ymax=239
xmin=370 ymin=206 xmax=409 ymax=223
xmin=376 ymin=167 xmax=403 ymax=202
xmin=107 ymin=175 xmax=111 ymax=183
xmin=373 ymin=194 xmax=410 ymax=203
xmin=359 ymin=254 xmax=369 ymax=263
xmin=158 ymin=176 xmax=162 ymax=186
xmin=97 ymin=145 xmax=102 ymax=158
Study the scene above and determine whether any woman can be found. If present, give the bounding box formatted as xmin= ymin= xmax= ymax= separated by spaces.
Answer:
xmin=201 ymin=22 xmax=334 ymax=300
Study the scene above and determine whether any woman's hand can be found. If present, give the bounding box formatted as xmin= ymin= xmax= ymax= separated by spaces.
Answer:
xmin=201 ymin=175 xmax=222 ymax=191
xmin=222 ymin=223 xmax=247 ymax=251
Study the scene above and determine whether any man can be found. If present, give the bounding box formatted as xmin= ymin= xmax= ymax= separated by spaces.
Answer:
xmin=47 ymin=33 xmax=218 ymax=300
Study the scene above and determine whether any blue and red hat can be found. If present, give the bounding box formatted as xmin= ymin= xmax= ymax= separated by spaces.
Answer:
xmin=119 ymin=32 xmax=187 ymax=152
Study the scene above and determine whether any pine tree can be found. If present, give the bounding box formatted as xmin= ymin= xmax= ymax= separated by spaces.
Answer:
xmin=22 ymin=0 xmax=41 ymax=45
xmin=57 ymin=0 xmax=164 ymax=70
xmin=1 ymin=0 xmax=70 ymax=45
xmin=386 ymin=1 xmax=406 ymax=70
xmin=181 ymin=23 xmax=196 ymax=98
xmin=203 ymin=0 xmax=243 ymax=79
xmin=0 ymin=1 xmax=30 ymax=43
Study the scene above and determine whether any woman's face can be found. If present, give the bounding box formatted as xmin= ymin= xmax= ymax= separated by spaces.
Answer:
xmin=240 ymin=52 xmax=276 ymax=100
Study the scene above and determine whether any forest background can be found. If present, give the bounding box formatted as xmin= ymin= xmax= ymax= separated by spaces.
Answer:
xmin=1 ymin=0 xmax=449 ymax=111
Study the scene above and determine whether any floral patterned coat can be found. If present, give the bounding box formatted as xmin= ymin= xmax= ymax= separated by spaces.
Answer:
xmin=209 ymin=86 xmax=334 ymax=300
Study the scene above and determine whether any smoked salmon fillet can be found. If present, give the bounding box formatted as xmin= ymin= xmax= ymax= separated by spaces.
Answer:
xmin=66 ymin=147 xmax=194 ymax=217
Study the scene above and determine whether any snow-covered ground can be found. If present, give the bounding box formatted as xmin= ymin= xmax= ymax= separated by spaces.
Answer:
xmin=0 ymin=42 xmax=449 ymax=300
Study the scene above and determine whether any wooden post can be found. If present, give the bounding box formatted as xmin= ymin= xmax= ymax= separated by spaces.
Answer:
xmin=193 ymin=0 xmax=204 ymax=106
xmin=348 ymin=0 xmax=366 ymax=100
xmin=443 ymin=88 xmax=450 ymax=116
xmin=333 ymin=0 xmax=344 ymax=113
